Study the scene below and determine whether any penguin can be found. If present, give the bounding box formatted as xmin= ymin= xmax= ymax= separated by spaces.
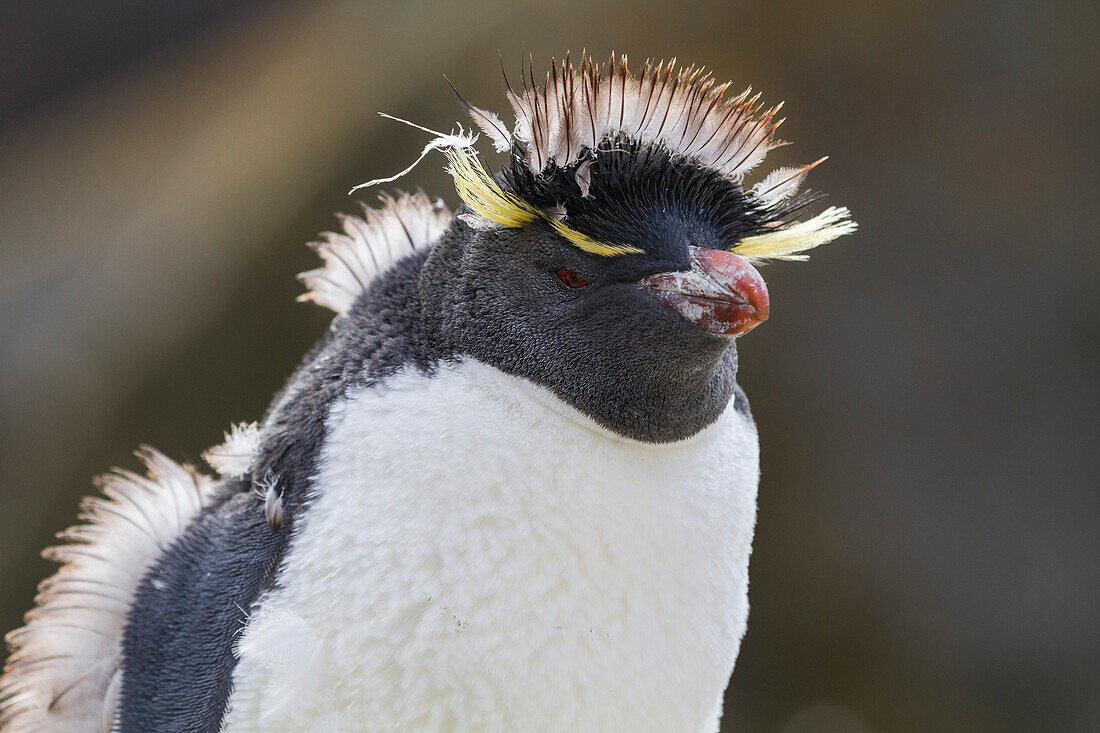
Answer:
xmin=0 ymin=53 xmax=856 ymax=732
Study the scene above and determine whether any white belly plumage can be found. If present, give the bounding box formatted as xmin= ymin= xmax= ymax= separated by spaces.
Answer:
xmin=220 ymin=359 xmax=759 ymax=733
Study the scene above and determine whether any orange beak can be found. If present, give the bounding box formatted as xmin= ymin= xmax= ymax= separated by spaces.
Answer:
xmin=637 ymin=246 xmax=770 ymax=336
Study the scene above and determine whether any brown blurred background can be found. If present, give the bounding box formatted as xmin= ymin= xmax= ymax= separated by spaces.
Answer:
xmin=1 ymin=1 xmax=1097 ymax=731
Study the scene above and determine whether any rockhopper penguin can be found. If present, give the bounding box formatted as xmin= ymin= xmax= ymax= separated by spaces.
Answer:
xmin=1 ymin=53 xmax=856 ymax=732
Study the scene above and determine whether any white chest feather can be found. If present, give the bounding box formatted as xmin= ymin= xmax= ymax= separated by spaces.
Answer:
xmin=221 ymin=360 xmax=759 ymax=733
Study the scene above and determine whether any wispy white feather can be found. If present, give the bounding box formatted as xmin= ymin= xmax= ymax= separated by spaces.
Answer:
xmin=203 ymin=421 xmax=261 ymax=478
xmin=349 ymin=114 xmax=477 ymax=191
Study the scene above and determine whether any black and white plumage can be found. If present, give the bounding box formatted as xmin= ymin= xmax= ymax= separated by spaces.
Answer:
xmin=1 ymin=54 xmax=855 ymax=732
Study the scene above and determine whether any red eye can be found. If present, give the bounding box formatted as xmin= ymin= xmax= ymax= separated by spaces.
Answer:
xmin=556 ymin=269 xmax=589 ymax=288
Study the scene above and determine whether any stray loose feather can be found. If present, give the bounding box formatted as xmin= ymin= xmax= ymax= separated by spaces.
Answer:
xmin=253 ymin=472 xmax=285 ymax=532
xmin=349 ymin=114 xmax=478 ymax=191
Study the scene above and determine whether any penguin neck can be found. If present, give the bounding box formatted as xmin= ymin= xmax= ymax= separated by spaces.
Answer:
xmin=529 ymin=339 xmax=740 ymax=444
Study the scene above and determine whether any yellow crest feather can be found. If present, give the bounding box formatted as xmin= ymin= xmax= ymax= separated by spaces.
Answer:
xmin=445 ymin=149 xmax=539 ymax=228
xmin=444 ymin=148 xmax=642 ymax=257
xmin=546 ymin=219 xmax=643 ymax=257
xmin=731 ymin=206 xmax=857 ymax=262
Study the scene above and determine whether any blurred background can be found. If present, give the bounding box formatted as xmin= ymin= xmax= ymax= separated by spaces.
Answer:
xmin=1 ymin=1 xmax=1096 ymax=731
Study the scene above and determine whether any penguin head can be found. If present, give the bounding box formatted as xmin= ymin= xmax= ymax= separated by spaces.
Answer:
xmin=370 ymin=54 xmax=856 ymax=442
xmin=426 ymin=143 xmax=770 ymax=442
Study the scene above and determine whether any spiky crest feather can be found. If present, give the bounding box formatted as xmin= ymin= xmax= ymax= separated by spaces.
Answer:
xmin=501 ymin=52 xmax=786 ymax=182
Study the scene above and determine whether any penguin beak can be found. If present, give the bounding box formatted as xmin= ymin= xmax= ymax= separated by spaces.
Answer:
xmin=637 ymin=246 xmax=770 ymax=336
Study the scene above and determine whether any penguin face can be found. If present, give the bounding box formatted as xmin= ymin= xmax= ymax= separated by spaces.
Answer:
xmin=435 ymin=144 xmax=773 ymax=442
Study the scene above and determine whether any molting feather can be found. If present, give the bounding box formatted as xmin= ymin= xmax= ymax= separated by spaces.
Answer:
xmin=203 ymin=421 xmax=262 ymax=478
xmin=298 ymin=190 xmax=452 ymax=316
xmin=0 ymin=449 xmax=213 ymax=732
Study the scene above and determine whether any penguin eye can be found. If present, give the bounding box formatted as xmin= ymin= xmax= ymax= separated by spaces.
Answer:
xmin=555 ymin=269 xmax=589 ymax=288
